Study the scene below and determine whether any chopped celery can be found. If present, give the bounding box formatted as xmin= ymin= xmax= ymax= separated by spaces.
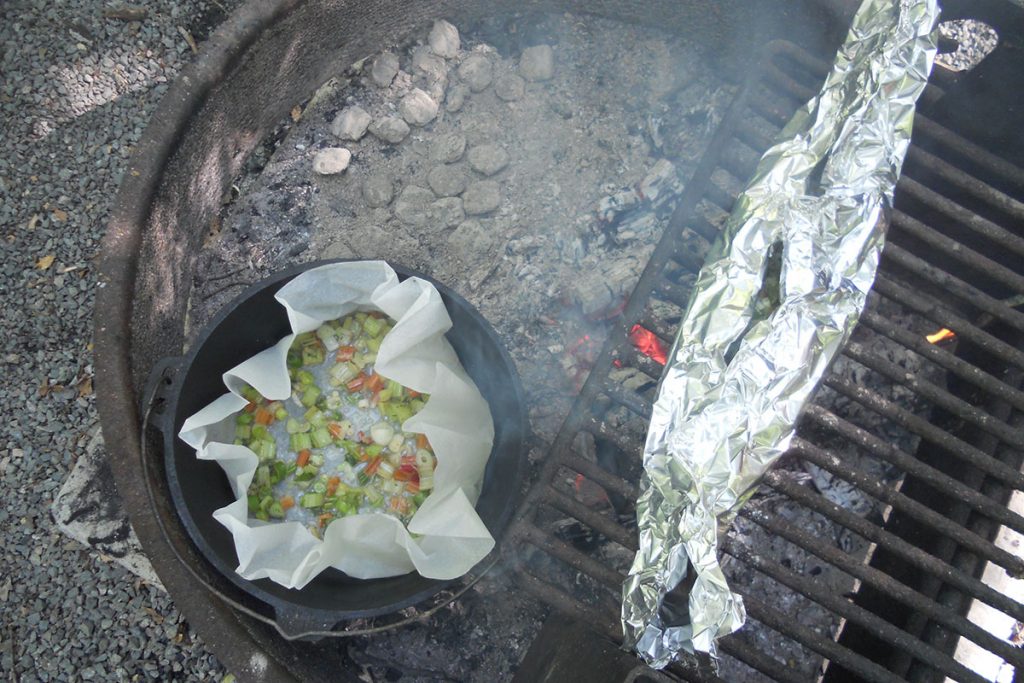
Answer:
xmin=274 ymin=406 xmax=289 ymax=421
xmin=362 ymin=316 xmax=382 ymax=337
xmin=285 ymin=418 xmax=306 ymax=434
xmin=413 ymin=492 xmax=427 ymax=507
xmin=310 ymin=427 xmax=332 ymax=449
xmin=366 ymin=336 xmax=381 ymax=352
xmin=247 ymin=495 xmax=261 ymax=513
xmin=237 ymin=412 xmax=254 ymax=425
xmin=300 ymin=385 xmax=321 ymax=408
xmin=386 ymin=379 xmax=403 ymax=399
xmin=410 ymin=398 xmax=425 ymax=413
xmin=301 ymin=341 xmax=325 ymax=366
xmin=365 ymin=444 xmax=383 ymax=458
xmin=378 ymin=388 xmax=392 ymax=403
xmin=296 ymin=369 xmax=316 ymax=386
xmin=240 ymin=385 xmax=262 ymax=403
xmin=287 ymin=349 xmax=303 ymax=368
xmin=235 ymin=424 xmax=251 ymax=440
xmin=251 ymin=424 xmax=269 ymax=441
xmin=312 ymin=479 xmax=327 ymax=494
xmin=304 ymin=407 xmax=327 ymax=426
xmin=300 ymin=493 xmax=323 ymax=508
xmin=309 ymin=453 xmax=324 ymax=467
xmin=269 ymin=502 xmax=285 ymax=518
xmin=255 ymin=465 xmax=270 ymax=488
xmin=290 ymin=432 xmax=312 ymax=452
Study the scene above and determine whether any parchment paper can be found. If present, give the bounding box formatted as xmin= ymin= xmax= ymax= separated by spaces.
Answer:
xmin=178 ymin=261 xmax=495 ymax=587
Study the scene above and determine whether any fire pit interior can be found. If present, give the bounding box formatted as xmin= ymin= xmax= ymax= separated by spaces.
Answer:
xmin=95 ymin=0 xmax=1024 ymax=681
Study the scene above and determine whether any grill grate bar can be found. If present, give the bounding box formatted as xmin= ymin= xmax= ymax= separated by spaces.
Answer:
xmin=520 ymin=525 xmax=626 ymax=590
xmin=882 ymin=244 xmax=1024 ymax=333
xmin=903 ymin=145 xmax=1024 ymax=223
xmin=738 ymin=593 xmax=905 ymax=683
xmin=740 ymin=505 xmax=1024 ymax=670
xmin=858 ymin=309 xmax=1024 ymax=413
xmin=803 ymin=404 xmax=1024 ymax=535
xmin=889 ymin=210 xmax=1024 ymax=296
xmin=722 ymin=538 xmax=990 ymax=683
xmin=790 ymin=438 xmax=1024 ymax=577
xmin=842 ymin=340 xmax=1024 ymax=447
xmin=872 ymin=275 xmax=1024 ymax=372
xmin=717 ymin=637 xmax=807 ymax=683
xmin=544 ymin=487 xmax=638 ymax=551
xmin=763 ymin=470 xmax=1024 ymax=621
xmin=823 ymin=375 xmax=1024 ymax=490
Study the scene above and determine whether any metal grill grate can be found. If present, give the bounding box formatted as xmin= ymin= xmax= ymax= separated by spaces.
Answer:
xmin=505 ymin=40 xmax=1024 ymax=682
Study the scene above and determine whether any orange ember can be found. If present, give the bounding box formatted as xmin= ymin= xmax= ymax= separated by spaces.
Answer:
xmin=926 ymin=328 xmax=956 ymax=344
xmin=629 ymin=324 xmax=668 ymax=365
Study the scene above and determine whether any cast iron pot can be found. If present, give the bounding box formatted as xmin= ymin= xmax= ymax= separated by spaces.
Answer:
xmin=154 ymin=259 xmax=527 ymax=637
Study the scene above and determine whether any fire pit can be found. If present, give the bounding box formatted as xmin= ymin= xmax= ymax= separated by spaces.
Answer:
xmin=95 ymin=0 xmax=1024 ymax=680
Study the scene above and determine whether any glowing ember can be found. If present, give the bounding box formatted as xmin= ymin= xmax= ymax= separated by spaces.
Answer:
xmin=629 ymin=324 xmax=668 ymax=365
xmin=926 ymin=328 xmax=956 ymax=344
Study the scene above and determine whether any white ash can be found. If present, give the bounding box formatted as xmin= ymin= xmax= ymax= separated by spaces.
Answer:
xmin=368 ymin=115 xmax=410 ymax=143
xmin=398 ymin=87 xmax=439 ymax=126
xmin=428 ymin=19 xmax=460 ymax=59
xmin=312 ymin=147 xmax=351 ymax=175
xmin=370 ymin=51 xmax=400 ymax=88
xmin=467 ymin=144 xmax=509 ymax=176
xmin=330 ymin=105 xmax=372 ymax=141
xmin=519 ymin=44 xmax=555 ymax=82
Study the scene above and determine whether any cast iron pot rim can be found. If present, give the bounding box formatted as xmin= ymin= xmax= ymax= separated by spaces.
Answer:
xmin=161 ymin=257 xmax=526 ymax=624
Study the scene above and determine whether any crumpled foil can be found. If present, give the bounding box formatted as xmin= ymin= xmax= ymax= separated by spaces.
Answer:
xmin=621 ymin=0 xmax=940 ymax=667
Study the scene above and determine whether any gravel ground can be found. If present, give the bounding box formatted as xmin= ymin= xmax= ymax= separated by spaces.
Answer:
xmin=0 ymin=1 xmax=240 ymax=680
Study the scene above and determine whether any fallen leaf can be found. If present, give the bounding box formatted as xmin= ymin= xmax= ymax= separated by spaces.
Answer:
xmin=52 ymin=208 xmax=68 ymax=222
xmin=36 ymin=254 xmax=55 ymax=270
xmin=38 ymin=379 xmax=51 ymax=397
xmin=291 ymin=105 xmax=302 ymax=122
xmin=77 ymin=376 xmax=93 ymax=398
xmin=27 ymin=214 xmax=40 ymax=230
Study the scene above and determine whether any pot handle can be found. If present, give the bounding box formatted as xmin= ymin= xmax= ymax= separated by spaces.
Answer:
xmin=140 ymin=355 xmax=184 ymax=438
xmin=272 ymin=604 xmax=340 ymax=640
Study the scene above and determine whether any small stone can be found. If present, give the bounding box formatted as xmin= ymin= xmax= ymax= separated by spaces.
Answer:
xmin=448 ymin=219 xmax=494 ymax=254
xmin=428 ymin=20 xmax=460 ymax=58
xmin=370 ymin=52 xmax=400 ymax=87
xmin=430 ymin=133 xmax=466 ymax=163
xmin=330 ymin=106 xmax=371 ymax=141
xmin=427 ymin=165 xmax=468 ymax=197
xmin=446 ymin=84 xmax=468 ymax=113
xmin=463 ymin=180 xmax=501 ymax=215
xmin=519 ymin=44 xmax=554 ymax=81
xmin=494 ymin=73 xmax=525 ymax=102
xmin=467 ymin=144 xmax=509 ymax=176
xmin=429 ymin=197 xmax=465 ymax=228
xmin=363 ymin=174 xmax=394 ymax=207
xmin=399 ymin=88 xmax=439 ymax=126
xmin=312 ymin=148 xmax=351 ymax=175
xmin=393 ymin=186 xmax=436 ymax=227
xmin=368 ymin=116 xmax=410 ymax=144
xmin=458 ymin=54 xmax=493 ymax=92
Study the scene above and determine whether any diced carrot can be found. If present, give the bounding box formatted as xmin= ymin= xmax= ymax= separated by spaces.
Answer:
xmin=407 ymin=389 xmax=421 ymax=399
xmin=336 ymin=346 xmax=356 ymax=362
xmin=370 ymin=391 xmax=380 ymax=407
xmin=346 ymin=375 xmax=365 ymax=392
xmin=389 ymin=497 xmax=409 ymax=514
xmin=318 ymin=513 xmax=333 ymax=528
xmin=327 ymin=476 xmax=340 ymax=495
xmin=365 ymin=456 xmax=382 ymax=476
xmin=327 ymin=422 xmax=344 ymax=439
xmin=415 ymin=433 xmax=430 ymax=450
xmin=244 ymin=402 xmax=257 ymax=413
xmin=280 ymin=496 xmax=295 ymax=510
xmin=254 ymin=407 xmax=274 ymax=425
xmin=400 ymin=454 xmax=416 ymax=468
xmin=296 ymin=449 xmax=311 ymax=467
xmin=359 ymin=432 xmax=374 ymax=445
xmin=405 ymin=481 xmax=419 ymax=494
xmin=365 ymin=373 xmax=384 ymax=392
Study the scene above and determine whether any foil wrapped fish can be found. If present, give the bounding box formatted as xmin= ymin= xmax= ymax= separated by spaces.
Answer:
xmin=621 ymin=0 xmax=940 ymax=667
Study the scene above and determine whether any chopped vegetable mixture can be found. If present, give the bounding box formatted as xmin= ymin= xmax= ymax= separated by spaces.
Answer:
xmin=237 ymin=311 xmax=435 ymax=537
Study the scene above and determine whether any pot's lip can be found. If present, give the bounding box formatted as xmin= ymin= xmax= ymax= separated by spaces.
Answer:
xmin=93 ymin=1 xmax=305 ymax=679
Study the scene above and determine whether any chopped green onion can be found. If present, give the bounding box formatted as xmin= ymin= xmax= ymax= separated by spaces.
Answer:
xmin=290 ymin=432 xmax=312 ymax=452
xmin=300 ymin=385 xmax=321 ymax=408
xmin=300 ymin=493 xmax=323 ymax=509
xmin=362 ymin=316 xmax=382 ymax=338
xmin=310 ymin=427 xmax=332 ymax=449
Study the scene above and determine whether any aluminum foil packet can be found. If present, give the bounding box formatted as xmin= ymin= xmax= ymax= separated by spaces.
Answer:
xmin=621 ymin=0 xmax=940 ymax=667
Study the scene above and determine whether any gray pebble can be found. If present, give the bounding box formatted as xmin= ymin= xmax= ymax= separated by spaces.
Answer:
xmin=467 ymin=144 xmax=509 ymax=176
xmin=428 ymin=20 xmax=460 ymax=58
xmin=430 ymin=133 xmax=466 ymax=163
xmin=429 ymin=197 xmax=465 ymax=228
xmin=446 ymin=84 xmax=469 ymax=113
xmin=463 ymin=180 xmax=501 ymax=215
xmin=393 ymin=186 xmax=436 ymax=227
xmin=427 ymin=165 xmax=468 ymax=197
xmin=330 ymin=106 xmax=371 ymax=141
xmin=448 ymin=219 xmax=494 ymax=253
xmin=370 ymin=52 xmax=400 ymax=88
xmin=519 ymin=44 xmax=555 ymax=81
xmin=368 ymin=116 xmax=410 ymax=144
xmin=458 ymin=54 xmax=493 ymax=93
xmin=494 ymin=73 xmax=525 ymax=102
xmin=362 ymin=174 xmax=394 ymax=207
xmin=399 ymin=88 xmax=439 ymax=126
